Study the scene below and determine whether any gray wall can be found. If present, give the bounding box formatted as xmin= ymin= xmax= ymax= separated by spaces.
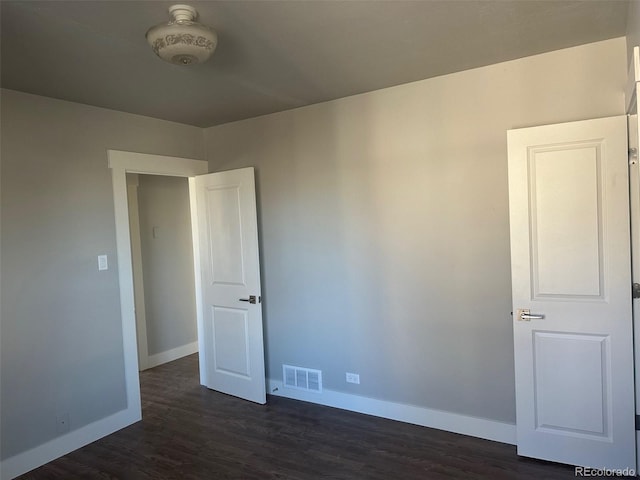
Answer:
xmin=0 ymin=89 xmax=203 ymax=460
xmin=203 ymin=38 xmax=627 ymax=423
xmin=136 ymin=174 xmax=197 ymax=356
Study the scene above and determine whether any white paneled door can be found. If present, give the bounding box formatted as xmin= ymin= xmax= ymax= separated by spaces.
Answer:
xmin=631 ymin=115 xmax=640 ymax=468
xmin=194 ymin=167 xmax=266 ymax=404
xmin=507 ymin=116 xmax=635 ymax=469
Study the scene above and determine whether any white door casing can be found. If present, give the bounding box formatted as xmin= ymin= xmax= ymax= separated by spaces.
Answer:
xmin=507 ymin=116 xmax=635 ymax=469
xmin=194 ymin=167 xmax=266 ymax=404
xmin=625 ymin=45 xmax=640 ymax=473
xmin=109 ymin=152 xmax=266 ymax=414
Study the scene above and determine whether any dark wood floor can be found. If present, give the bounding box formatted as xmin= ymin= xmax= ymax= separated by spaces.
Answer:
xmin=20 ymin=354 xmax=578 ymax=479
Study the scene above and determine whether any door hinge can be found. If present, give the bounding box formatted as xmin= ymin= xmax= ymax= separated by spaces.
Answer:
xmin=630 ymin=147 xmax=638 ymax=165
xmin=633 ymin=283 xmax=640 ymax=299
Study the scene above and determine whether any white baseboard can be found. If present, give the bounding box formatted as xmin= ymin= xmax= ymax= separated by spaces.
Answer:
xmin=0 ymin=375 xmax=513 ymax=480
xmin=267 ymin=378 xmax=516 ymax=445
xmin=145 ymin=341 xmax=198 ymax=370
xmin=0 ymin=407 xmax=140 ymax=480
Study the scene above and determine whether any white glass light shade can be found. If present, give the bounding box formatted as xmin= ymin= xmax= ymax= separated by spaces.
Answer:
xmin=146 ymin=5 xmax=217 ymax=66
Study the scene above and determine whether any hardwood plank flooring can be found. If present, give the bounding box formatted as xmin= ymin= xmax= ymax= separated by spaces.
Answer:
xmin=20 ymin=354 xmax=578 ymax=479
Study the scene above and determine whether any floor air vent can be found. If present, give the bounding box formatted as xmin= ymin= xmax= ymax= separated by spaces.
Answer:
xmin=283 ymin=364 xmax=322 ymax=393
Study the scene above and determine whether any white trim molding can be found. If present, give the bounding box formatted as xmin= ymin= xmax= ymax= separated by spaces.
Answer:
xmin=267 ymin=379 xmax=516 ymax=445
xmin=627 ymin=47 xmax=640 ymax=476
xmin=107 ymin=149 xmax=208 ymax=427
xmin=108 ymin=150 xmax=208 ymax=176
xmin=0 ymin=408 xmax=139 ymax=480
xmin=147 ymin=342 xmax=199 ymax=369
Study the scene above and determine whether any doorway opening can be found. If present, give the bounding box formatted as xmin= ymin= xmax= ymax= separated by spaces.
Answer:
xmin=126 ymin=173 xmax=198 ymax=372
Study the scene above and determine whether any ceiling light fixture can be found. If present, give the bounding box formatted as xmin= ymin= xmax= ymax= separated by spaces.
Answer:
xmin=146 ymin=4 xmax=217 ymax=66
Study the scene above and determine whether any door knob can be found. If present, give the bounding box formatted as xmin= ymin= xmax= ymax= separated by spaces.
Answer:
xmin=516 ymin=309 xmax=544 ymax=321
xmin=239 ymin=295 xmax=259 ymax=304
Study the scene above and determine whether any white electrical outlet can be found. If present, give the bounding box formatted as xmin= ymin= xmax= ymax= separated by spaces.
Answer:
xmin=98 ymin=254 xmax=108 ymax=271
xmin=346 ymin=372 xmax=360 ymax=384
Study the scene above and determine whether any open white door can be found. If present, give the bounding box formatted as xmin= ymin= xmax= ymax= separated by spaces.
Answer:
xmin=631 ymin=115 xmax=640 ymax=468
xmin=507 ymin=116 xmax=635 ymax=470
xmin=193 ymin=167 xmax=266 ymax=404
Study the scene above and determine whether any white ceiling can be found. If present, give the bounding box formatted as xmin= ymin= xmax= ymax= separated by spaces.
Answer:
xmin=0 ymin=0 xmax=631 ymax=127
